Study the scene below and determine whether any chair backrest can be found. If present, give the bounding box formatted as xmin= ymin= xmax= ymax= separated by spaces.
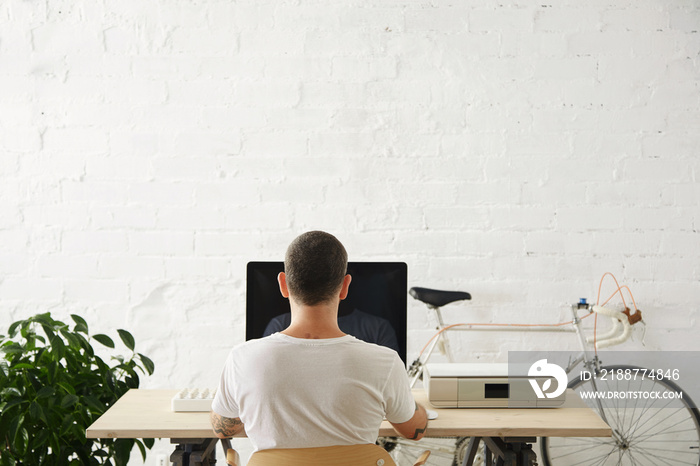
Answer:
xmin=246 ymin=444 xmax=397 ymax=466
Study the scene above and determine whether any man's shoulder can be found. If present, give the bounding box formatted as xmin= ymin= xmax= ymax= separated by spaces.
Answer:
xmin=344 ymin=335 xmax=402 ymax=359
xmin=229 ymin=333 xmax=285 ymax=355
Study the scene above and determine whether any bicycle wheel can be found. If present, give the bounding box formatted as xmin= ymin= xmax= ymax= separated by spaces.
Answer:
xmin=540 ymin=364 xmax=700 ymax=466
xmin=379 ymin=436 xmax=484 ymax=466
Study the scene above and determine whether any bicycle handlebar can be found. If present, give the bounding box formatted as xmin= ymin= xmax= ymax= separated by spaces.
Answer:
xmin=586 ymin=305 xmax=632 ymax=349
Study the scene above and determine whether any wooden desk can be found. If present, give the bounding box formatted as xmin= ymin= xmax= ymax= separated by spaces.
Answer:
xmin=86 ymin=388 xmax=610 ymax=439
xmin=86 ymin=389 xmax=610 ymax=465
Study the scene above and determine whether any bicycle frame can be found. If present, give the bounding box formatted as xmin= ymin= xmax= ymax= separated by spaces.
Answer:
xmin=411 ymin=301 xmax=623 ymax=434
xmin=410 ymin=301 xmax=608 ymax=389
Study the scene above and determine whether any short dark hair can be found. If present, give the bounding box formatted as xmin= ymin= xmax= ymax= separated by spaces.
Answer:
xmin=284 ymin=231 xmax=348 ymax=306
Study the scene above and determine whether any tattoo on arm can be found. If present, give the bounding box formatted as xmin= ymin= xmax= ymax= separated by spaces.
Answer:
xmin=210 ymin=411 xmax=244 ymax=438
xmin=408 ymin=423 xmax=428 ymax=440
xmin=407 ymin=402 xmax=427 ymax=439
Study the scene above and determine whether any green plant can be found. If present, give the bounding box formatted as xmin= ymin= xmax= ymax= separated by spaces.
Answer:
xmin=0 ymin=312 xmax=155 ymax=466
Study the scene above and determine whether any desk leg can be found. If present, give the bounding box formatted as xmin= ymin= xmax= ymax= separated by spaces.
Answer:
xmin=514 ymin=442 xmax=536 ymax=466
xmin=504 ymin=438 xmax=535 ymax=466
xmin=483 ymin=437 xmax=514 ymax=466
xmin=170 ymin=438 xmax=218 ymax=466
xmin=461 ymin=437 xmax=482 ymax=466
xmin=481 ymin=437 xmax=536 ymax=466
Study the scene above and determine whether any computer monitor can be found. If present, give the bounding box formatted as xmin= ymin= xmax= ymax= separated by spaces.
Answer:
xmin=246 ymin=261 xmax=408 ymax=364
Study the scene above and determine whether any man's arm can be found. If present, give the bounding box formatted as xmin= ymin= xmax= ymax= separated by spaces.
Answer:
xmin=389 ymin=402 xmax=428 ymax=441
xmin=210 ymin=410 xmax=245 ymax=438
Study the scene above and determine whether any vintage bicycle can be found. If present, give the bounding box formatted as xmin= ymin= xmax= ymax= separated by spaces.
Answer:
xmin=380 ymin=274 xmax=700 ymax=466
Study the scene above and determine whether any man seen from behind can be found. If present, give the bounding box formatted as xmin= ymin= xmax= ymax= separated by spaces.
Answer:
xmin=210 ymin=230 xmax=428 ymax=451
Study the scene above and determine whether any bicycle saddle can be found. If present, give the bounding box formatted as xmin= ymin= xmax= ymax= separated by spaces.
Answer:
xmin=409 ymin=287 xmax=472 ymax=307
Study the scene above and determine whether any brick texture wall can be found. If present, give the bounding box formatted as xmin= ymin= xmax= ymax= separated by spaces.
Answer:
xmin=1 ymin=0 xmax=698 ymax=463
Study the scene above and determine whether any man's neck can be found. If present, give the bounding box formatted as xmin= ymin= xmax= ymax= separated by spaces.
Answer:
xmin=281 ymin=301 xmax=346 ymax=340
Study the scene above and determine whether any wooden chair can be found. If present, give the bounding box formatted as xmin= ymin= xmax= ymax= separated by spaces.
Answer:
xmin=226 ymin=443 xmax=431 ymax=466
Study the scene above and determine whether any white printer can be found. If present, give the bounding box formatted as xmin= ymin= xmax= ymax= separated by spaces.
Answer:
xmin=424 ymin=363 xmax=566 ymax=408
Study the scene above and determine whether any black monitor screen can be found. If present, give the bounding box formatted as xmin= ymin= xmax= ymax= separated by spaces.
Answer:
xmin=246 ymin=261 xmax=408 ymax=364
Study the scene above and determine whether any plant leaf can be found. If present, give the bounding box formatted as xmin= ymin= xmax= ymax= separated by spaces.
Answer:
xmin=70 ymin=315 xmax=89 ymax=334
xmin=34 ymin=428 xmax=50 ymax=449
xmin=36 ymin=386 xmax=55 ymax=398
xmin=76 ymin=333 xmax=94 ymax=357
xmin=8 ymin=413 xmax=23 ymax=447
xmin=135 ymin=438 xmax=147 ymax=460
xmin=32 ymin=313 xmax=54 ymax=327
xmin=117 ymin=330 xmax=135 ymax=351
xmin=2 ymin=343 xmax=25 ymax=355
xmin=61 ymin=394 xmax=80 ymax=409
xmin=83 ymin=395 xmax=105 ymax=415
xmin=56 ymin=381 xmax=76 ymax=396
xmin=1 ymin=387 xmax=23 ymax=398
xmin=29 ymin=401 xmax=41 ymax=420
xmin=15 ymin=426 xmax=28 ymax=457
xmin=8 ymin=363 xmax=34 ymax=370
xmin=29 ymin=401 xmax=49 ymax=424
xmin=7 ymin=320 xmax=21 ymax=338
xmin=138 ymin=353 xmax=155 ymax=375
xmin=61 ymin=330 xmax=81 ymax=350
xmin=93 ymin=334 xmax=115 ymax=348
xmin=47 ymin=360 xmax=59 ymax=383
xmin=114 ymin=439 xmax=134 ymax=466
xmin=51 ymin=335 xmax=66 ymax=360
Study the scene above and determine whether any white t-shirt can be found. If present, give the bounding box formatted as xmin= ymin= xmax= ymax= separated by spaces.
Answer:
xmin=211 ymin=333 xmax=416 ymax=451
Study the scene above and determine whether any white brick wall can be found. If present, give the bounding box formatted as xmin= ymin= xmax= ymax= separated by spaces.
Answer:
xmin=1 ymin=0 xmax=699 ymax=463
